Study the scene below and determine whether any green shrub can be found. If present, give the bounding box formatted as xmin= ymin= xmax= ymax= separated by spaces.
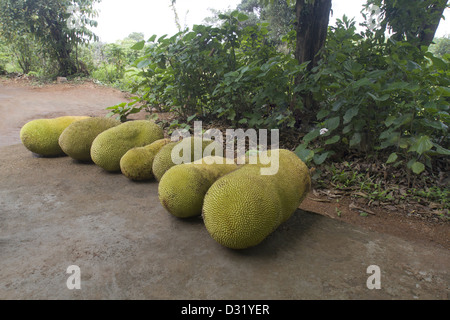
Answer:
xmin=109 ymin=11 xmax=304 ymax=129
xmin=295 ymin=17 xmax=449 ymax=176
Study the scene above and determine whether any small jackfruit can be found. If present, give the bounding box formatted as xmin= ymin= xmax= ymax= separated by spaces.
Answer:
xmin=90 ymin=120 xmax=164 ymax=172
xmin=152 ymin=136 xmax=222 ymax=182
xmin=120 ymin=138 xmax=172 ymax=180
xmin=58 ymin=117 xmax=121 ymax=162
xmin=202 ymin=149 xmax=311 ymax=249
xmin=20 ymin=116 xmax=90 ymax=157
xmin=158 ymin=156 xmax=238 ymax=218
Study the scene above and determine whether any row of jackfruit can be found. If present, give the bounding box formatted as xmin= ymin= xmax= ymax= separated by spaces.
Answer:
xmin=20 ymin=116 xmax=311 ymax=249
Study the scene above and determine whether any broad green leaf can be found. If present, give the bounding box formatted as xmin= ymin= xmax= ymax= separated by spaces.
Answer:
xmin=386 ymin=152 xmax=398 ymax=164
xmin=313 ymin=152 xmax=328 ymax=165
xmin=131 ymin=40 xmax=145 ymax=50
xmin=137 ymin=59 xmax=151 ymax=69
xmin=187 ymin=115 xmax=197 ymax=122
xmin=384 ymin=115 xmax=397 ymax=127
xmin=317 ymin=109 xmax=330 ymax=120
xmin=295 ymin=144 xmax=314 ymax=163
xmin=302 ymin=129 xmax=320 ymax=143
xmin=237 ymin=13 xmax=249 ymax=22
xmin=435 ymin=145 xmax=450 ymax=156
xmin=332 ymin=100 xmax=344 ymax=112
xmin=325 ymin=135 xmax=340 ymax=145
xmin=411 ymin=161 xmax=425 ymax=174
xmin=343 ymin=106 xmax=359 ymax=124
xmin=325 ymin=116 xmax=340 ymax=132
xmin=429 ymin=56 xmax=448 ymax=70
xmin=408 ymin=136 xmax=433 ymax=155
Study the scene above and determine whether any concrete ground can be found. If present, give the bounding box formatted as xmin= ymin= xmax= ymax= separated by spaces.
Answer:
xmin=0 ymin=144 xmax=448 ymax=300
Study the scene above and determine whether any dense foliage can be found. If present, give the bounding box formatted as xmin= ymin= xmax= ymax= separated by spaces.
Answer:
xmin=0 ymin=0 xmax=100 ymax=76
xmin=107 ymin=11 xmax=307 ymax=128
xmin=296 ymin=17 xmax=449 ymax=176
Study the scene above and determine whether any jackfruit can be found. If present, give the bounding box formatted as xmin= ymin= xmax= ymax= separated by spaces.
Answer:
xmin=158 ymin=156 xmax=238 ymax=218
xmin=202 ymin=149 xmax=311 ymax=249
xmin=152 ymin=136 xmax=222 ymax=182
xmin=90 ymin=120 xmax=164 ymax=172
xmin=245 ymin=149 xmax=311 ymax=223
xmin=20 ymin=116 xmax=90 ymax=157
xmin=120 ymin=138 xmax=172 ymax=180
xmin=58 ymin=117 xmax=121 ymax=162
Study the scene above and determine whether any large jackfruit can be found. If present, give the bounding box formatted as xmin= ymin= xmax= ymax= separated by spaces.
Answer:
xmin=152 ymin=136 xmax=222 ymax=182
xmin=158 ymin=157 xmax=238 ymax=218
xmin=58 ymin=117 xmax=121 ymax=162
xmin=20 ymin=116 xmax=90 ymax=157
xmin=90 ymin=120 xmax=164 ymax=172
xmin=120 ymin=138 xmax=172 ymax=180
xmin=202 ymin=149 xmax=311 ymax=249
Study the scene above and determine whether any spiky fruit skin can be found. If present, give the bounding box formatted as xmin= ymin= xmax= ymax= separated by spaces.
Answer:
xmin=20 ymin=116 xmax=90 ymax=157
xmin=58 ymin=117 xmax=121 ymax=162
xmin=202 ymin=149 xmax=311 ymax=249
xmin=152 ymin=142 xmax=178 ymax=182
xmin=152 ymin=137 xmax=222 ymax=182
xmin=158 ymin=157 xmax=238 ymax=218
xmin=90 ymin=120 xmax=164 ymax=172
xmin=120 ymin=138 xmax=171 ymax=181
xmin=248 ymin=149 xmax=311 ymax=223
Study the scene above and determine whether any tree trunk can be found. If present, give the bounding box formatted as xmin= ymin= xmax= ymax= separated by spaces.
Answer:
xmin=294 ymin=0 xmax=332 ymax=68
xmin=418 ymin=0 xmax=448 ymax=47
xmin=46 ymin=17 xmax=78 ymax=76
xmin=292 ymin=0 xmax=332 ymax=131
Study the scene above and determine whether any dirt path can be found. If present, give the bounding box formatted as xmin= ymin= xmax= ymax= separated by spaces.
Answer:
xmin=0 ymin=78 xmax=448 ymax=300
xmin=0 ymin=78 xmax=144 ymax=148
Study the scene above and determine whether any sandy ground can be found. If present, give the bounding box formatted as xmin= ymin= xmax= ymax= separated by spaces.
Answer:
xmin=0 ymin=79 xmax=448 ymax=300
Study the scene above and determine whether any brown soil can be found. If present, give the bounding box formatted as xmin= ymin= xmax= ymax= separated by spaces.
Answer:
xmin=1 ymin=76 xmax=448 ymax=251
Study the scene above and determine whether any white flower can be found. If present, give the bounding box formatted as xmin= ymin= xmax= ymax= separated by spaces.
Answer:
xmin=320 ymin=128 xmax=329 ymax=135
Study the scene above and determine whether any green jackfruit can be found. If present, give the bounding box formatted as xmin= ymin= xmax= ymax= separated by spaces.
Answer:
xmin=90 ymin=120 xmax=164 ymax=172
xmin=158 ymin=156 xmax=238 ymax=218
xmin=58 ymin=117 xmax=121 ymax=162
xmin=152 ymin=142 xmax=178 ymax=182
xmin=245 ymin=149 xmax=311 ymax=223
xmin=202 ymin=149 xmax=311 ymax=249
xmin=20 ymin=116 xmax=90 ymax=157
xmin=152 ymin=136 xmax=222 ymax=182
xmin=120 ymin=138 xmax=172 ymax=180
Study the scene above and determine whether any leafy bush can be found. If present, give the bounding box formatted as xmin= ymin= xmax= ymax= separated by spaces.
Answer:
xmin=108 ymin=11 xmax=305 ymax=129
xmin=295 ymin=17 xmax=449 ymax=176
